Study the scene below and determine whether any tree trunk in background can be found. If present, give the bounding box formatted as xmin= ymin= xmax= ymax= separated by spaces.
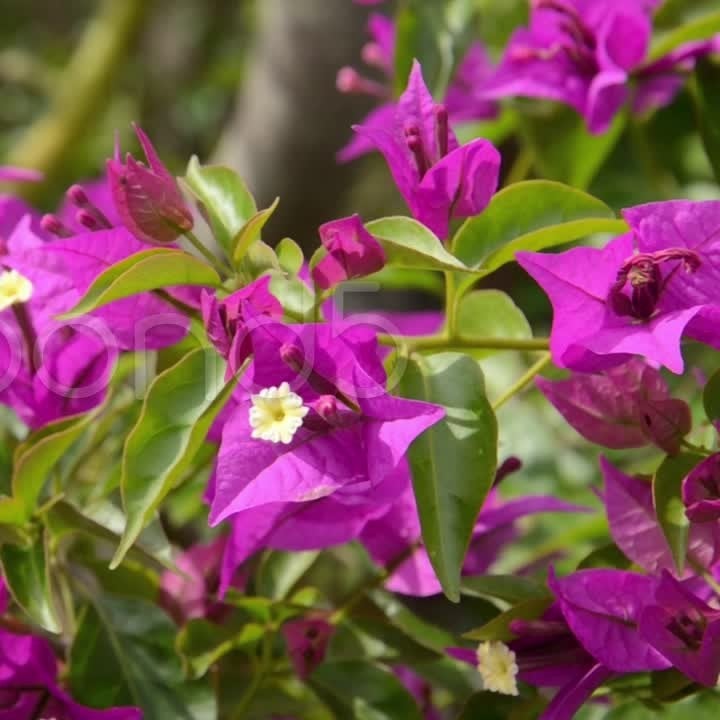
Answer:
xmin=213 ymin=0 xmax=373 ymax=252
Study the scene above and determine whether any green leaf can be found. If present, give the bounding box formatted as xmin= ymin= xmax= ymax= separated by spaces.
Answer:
xmin=653 ymin=452 xmax=704 ymax=573
xmin=184 ymin=156 xmax=257 ymax=252
xmin=112 ymin=348 xmax=234 ymax=568
xmin=651 ymin=668 xmax=696 ymax=703
xmin=453 ymin=180 xmax=626 ymax=275
xmin=366 ymin=217 xmax=469 ymax=272
xmin=0 ymin=440 xmax=11 ymax=495
xmin=12 ymin=407 xmax=104 ymax=520
xmin=649 ymin=10 xmax=720 ymax=61
xmin=232 ymin=198 xmax=280 ymax=265
xmin=362 ymin=266 xmax=444 ymax=296
xmin=311 ymin=661 xmax=424 ymax=720
xmin=703 ymin=367 xmax=720 ymax=423
xmin=0 ymin=532 xmax=60 ymax=632
xmin=276 ymin=237 xmax=305 ymax=276
xmin=59 ymin=249 xmax=221 ymax=320
xmin=255 ymin=550 xmax=319 ymax=600
xmin=463 ymin=596 xmax=553 ymax=642
xmin=461 ymin=574 xmax=547 ymax=604
xmin=269 ymin=273 xmax=315 ymax=321
xmin=328 ymin=594 xmax=444 ymax=665
xmin=577 ymin=542 xmax=633 ymax=570
xmin=368 ymin=589 xmax=456 ymax=654
xmin=70 ymin=595 xmax=216 ymax=719
xmin=330 ymin=615 xmax=439 ymax=666
xmin=45 ymin=500 xmax=166 ymax=573
xmin=398 ymin=353 xmax=498 ymax=601
xmin=177 ymin=617 xmax=264 ymax=679
xmin=517 ymin=106 xmax=626 ymax=190
xmin=238 ymin=240 xmax=281 ymax=282
xmin=457 ymin=290 xmax=532 ymax=355
xmin=693 ymin=58 xmax=720 ymax=186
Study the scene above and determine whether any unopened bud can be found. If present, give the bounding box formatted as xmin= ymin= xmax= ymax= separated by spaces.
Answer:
xmin=108 ymin=125 xmax=194 ymax=245
xmin=67 ymin=184 xmax=90 ymax=208
xmin=280 ymin=343 xmax=305 ymax=373
xmin=316 ymin=395 xmax=343 ymax=426
xmin=40 ymin=214 xmax=72 ymax=238
xmin=77 ymin=210 xmax=102 ymax=231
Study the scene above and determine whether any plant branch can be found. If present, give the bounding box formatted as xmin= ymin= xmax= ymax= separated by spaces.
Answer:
xmin=492 ymin=352 xmax=552 ymax=411
xmin=183 ymin=230 xmax=231 ymax=277
xmin=378 ymin=333 xmax=550 ymax=353
xmin=233 ymin=630 xmax=274 ymax=719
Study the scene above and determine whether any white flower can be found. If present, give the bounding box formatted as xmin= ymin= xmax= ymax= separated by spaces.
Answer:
xmin=249 ymin=381 xmax=309 ymax=444
xmin=476 ymin=641 xmax=519 ymax=696
xmin=0 ymin=269 xmax=33 ymax=311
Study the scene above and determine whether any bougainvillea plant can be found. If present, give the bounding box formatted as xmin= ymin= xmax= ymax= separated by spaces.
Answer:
xmin=1 ymin=0 xmax=720 ymax=718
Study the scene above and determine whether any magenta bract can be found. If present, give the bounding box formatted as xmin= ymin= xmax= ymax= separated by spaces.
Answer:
xmin=107 ymin=125 xmax=193 ymax=245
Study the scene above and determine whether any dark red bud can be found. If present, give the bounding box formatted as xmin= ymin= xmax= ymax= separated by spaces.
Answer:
xmin=280 ymin=343 xmax=305 ymax=373
xmin=77 ymin=210 xmax=102 ymax=231
xmin=493 ymin=456 xmax=523 ymax=486
xmin=435 ymin=104 xmax=449 ymax=158
xmin=316 ymin=395 xmax=342 ymax=426
xmin=67 ymin=184 xmax=89 ymax=208
xmin=40 ymin=214 xmax=72 ymax=238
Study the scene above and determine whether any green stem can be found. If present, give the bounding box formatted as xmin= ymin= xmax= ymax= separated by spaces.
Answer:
xmin=680 ymin=438 xmax=713 ymax=457
xmin=233 ymin=631 xmax=274 ymax=719
xmin=444 ymin=271 xmax=459 ymax=339
xmin=184 ymin=230 xmax=231 ymax=277
xmin=378 ymin=333 xmax=550 ymax=353
xmin=492 ymin=352 xmax=552 ymax=411
xmin=505 ymin=145 xmax=534 ymax=186
xmin=688 ymin=556 xmax=720 ymax=597
xmin=153 ymin=288 xmax=202 ymax=320
xmin=7 ymin=0 xmax=150 ymax=194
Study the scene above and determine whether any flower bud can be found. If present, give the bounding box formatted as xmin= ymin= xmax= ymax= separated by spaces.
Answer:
xmin=311 ymin=215 xmax=386 ymax=290
xmin=108 ymin=124 xmax=193 ymax=245
xmin=281 ymin=617 xmax=334 ymax=680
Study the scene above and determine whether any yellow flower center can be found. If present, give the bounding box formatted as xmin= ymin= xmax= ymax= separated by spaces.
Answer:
xmin=0 ymin=269 xmax=33 ymax=311
xmin=249 ymin=381 xmax=309 ymax=444
xmin=476 ymin=641 xmax=519 ymax=696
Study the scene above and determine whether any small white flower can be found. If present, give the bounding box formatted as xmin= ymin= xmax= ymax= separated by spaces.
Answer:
xmin=476 ymin=641 xmax=519 ymax=696
xmin=249 ymin=381 xmax=309 ymax=444
xmin=0 ymin=269 xmax=33 ymax=311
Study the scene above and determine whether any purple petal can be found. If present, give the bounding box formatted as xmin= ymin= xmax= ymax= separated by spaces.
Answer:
xmin=601 ymin=456 xmax=674 ymax=573
xmin=683 ymin=453 xmax=720 ymax=522
xmin=550 ymin=568 xmax=671 ymax=672
xmin=536 ymin=360 xmax=666 ymax=449
xmin=540 ymin=663 xmax=613 ymax=720
xmin=312 ymin=214 xmax=386 ymax=289
xmin=44 ymin=228 xmax=190 ymax=349
xmin=444 ymin=43 xmax=498 ymax=123
xmin=415 ymin=139 xmax=501 ymax=239
xmin=338 ymin=103 xmax=396 ymax=162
